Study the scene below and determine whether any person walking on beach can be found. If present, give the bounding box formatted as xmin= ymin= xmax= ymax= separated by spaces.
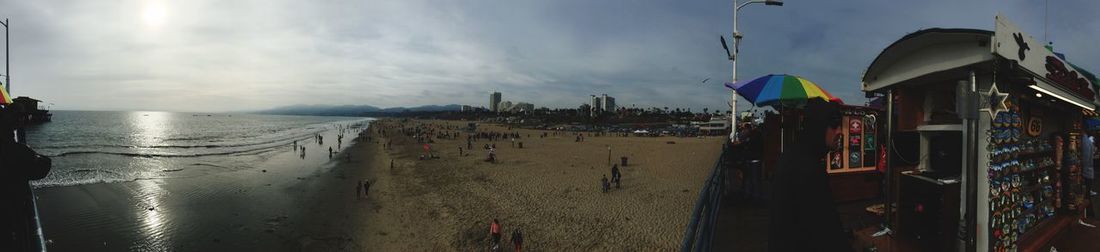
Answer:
xmin=490 ymin=219 xmax=502 ymax=246
xmin=329 ymin=147 xmax=333 ymax=159
xmin=611 ymin=164 xmax=621 ymax=189
xmin=768 ymin=99 xmax=851 ymax=252
xmin=511 ymin=228 xmax=524 ymax=252
xmin=356 ymin=180 xmax=363 ymax=199
xmin=363 ymin=179 xmax=371 ymax=198
xmin=601 ymin=175 xmax=610 ymax=193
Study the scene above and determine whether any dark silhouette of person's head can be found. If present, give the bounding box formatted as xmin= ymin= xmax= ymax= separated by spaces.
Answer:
xmin=799 ymin=99 xmax=843 ymax=155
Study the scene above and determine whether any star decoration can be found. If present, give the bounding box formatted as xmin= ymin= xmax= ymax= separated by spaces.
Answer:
xmin=980 ymin=83 xmax=1009 ymax=119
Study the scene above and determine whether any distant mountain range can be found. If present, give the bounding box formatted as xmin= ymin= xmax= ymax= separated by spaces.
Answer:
xmin=258 ymin=104 xmax=462 ymax=116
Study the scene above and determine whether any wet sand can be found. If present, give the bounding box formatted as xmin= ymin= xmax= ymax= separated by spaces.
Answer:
xmin=36 ymin=124 xmax=378 ymax=251
xmin=359 ymin=119 xmax=725 ymax=251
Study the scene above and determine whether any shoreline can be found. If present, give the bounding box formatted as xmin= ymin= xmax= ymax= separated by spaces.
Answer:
xmin=35 ymin=120 xmax=381 ymax=251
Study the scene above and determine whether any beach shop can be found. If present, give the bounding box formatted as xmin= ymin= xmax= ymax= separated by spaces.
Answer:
xmin=861 ymin=15 xmax=1098 ymax=251
xmin=825 ymin=105 xmax=884 ymax=202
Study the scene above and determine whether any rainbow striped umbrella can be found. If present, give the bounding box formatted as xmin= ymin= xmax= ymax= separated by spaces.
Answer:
xmin=0 ymin=86 xmax=11 ymax=105
xmin=724 ymin=74 xmax=842 ymax=108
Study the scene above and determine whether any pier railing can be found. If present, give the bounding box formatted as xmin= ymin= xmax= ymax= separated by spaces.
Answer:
xmin=680 ymin=143 xmax=729 ymax=252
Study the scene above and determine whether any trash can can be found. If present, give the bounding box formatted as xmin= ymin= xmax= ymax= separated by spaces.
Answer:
xmin=621 ymin=156 xmax=628 ymax=166
xmin=518 ymin=142 xmax=523 ymax=149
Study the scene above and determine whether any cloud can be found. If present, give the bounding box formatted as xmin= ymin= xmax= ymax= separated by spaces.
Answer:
xmin=0 ymin=0 xmax=1096 ymax=112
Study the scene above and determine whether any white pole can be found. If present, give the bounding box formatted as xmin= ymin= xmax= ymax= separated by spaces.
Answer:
xmin=730 ymin=0 xmax=739 ymax=143
xmin=2 ymin=18 xmax=9 ymax=93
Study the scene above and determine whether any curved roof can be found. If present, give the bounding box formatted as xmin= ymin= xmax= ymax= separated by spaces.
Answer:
xmin=861 ymin=28 xmax=995 ymax=92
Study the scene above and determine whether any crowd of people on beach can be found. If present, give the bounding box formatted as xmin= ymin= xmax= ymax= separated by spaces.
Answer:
xmin=367 ymin=119 xmax=684 ymax=250
xmin=291 ymin=123 xmax=365 ymax=161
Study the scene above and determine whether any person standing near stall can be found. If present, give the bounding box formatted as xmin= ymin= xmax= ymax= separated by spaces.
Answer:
xmin=768 ymin=99 xmax=851 ymax=252
xmin=1082 ymin=134 xmax=1096 ymax=225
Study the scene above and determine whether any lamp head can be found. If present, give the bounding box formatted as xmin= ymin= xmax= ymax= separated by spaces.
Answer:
xmin=765 ymin=0 xmax=783 ymax=6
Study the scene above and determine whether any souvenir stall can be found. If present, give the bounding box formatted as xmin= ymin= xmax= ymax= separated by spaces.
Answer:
xmin=859 ymin=15 xmax=1098 ymax=252
xmin=826 ymin=105 xmax=884 ymax=202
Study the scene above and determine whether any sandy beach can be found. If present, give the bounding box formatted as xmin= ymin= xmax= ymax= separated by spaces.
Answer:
xmin=33 ymin=118 xmax=723 ymax=251
xmin=358 ymin=119 xmax=725 ymax=251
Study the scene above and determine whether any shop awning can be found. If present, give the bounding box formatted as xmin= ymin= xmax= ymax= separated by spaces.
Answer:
xmin=1028 ymin=77 xmax=1096 ymax=110
xmin=861 ymin=29 xmax=995 ymax=92
xmin=993 ymin=16 xmax=1098 ymax=111
xmin=862 ymin=17 xmax=1100 ymax=110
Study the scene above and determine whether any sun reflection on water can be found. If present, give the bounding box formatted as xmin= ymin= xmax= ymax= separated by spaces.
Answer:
xmin=131 ymin=111 xmax=169 ymax=149
xmin=130 ymin=112 xmax=172 ymax=250
xmin=134 ymin=179 xmax=170 ymax=250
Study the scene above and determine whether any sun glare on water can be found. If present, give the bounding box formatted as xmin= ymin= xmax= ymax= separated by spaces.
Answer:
xmin=142 ymin=2 xmax=167 ymax=29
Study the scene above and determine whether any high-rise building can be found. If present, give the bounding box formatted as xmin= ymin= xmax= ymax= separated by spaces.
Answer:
xmin=601 ymin=94 xmax=616 ymax=112
xmin=590 ymin=95 xmax=601 ymax=117
xmin=490 ymin=92 xmax=502 ymax=112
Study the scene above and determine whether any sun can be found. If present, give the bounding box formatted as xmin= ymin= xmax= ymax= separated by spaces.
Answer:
xmin=142 ymin=3 xmax=167 ymax=28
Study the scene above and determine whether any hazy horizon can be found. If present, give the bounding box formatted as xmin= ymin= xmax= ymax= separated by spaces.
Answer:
xmin=1 ymin=0 xmax=1097 ymax=112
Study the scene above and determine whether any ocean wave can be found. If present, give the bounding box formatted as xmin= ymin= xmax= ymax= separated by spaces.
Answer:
xmin=38 ymin=140 xmax=284 ymax=150
xmin=32 ymin=177 xmax=132 ymax=188
xmin=31 ymin=169 xmax=129 ymax=188
xmin=48 ymin=147 xmax=272 ymax=158
xmin=38 ymin=129 xmax=331 ymax=152
xmin=161 ymin=135 xmax=223 ymax=142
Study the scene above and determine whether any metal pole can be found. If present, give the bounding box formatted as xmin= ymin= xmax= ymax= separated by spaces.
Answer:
xmin=3 ymin=18 xmax=9 ymax=93
xmin=730 ymin=0 xmax=739 ymax=143
xmin=884 ymin=89 xmax=894 ymax=229
xmin=965 ymin=70 xmax=979 ymax=252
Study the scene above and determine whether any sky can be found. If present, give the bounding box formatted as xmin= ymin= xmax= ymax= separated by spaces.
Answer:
xmin=0 ymin=0 xmax=1097 ymax=112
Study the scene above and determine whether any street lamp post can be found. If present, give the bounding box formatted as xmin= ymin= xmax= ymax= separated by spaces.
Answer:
xmin=730 ymin=0 xmax=782 ymax=142
xmin=1 ymin=18 xmax=8 ymax=93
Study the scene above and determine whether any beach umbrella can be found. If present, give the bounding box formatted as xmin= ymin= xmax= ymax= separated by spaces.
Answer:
xmin=724 ymin=74 xmax=843 ymax=108
xmin=0 ymin=85 xmax=11 ymax=105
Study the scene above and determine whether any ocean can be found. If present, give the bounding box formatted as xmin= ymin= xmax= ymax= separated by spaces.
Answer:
xmin=24 ymin=111 xmax=371 ymax=188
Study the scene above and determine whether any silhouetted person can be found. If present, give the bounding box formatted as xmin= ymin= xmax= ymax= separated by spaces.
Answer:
xmin=611 ymin=164 xmax=621 ymax=189
xmin=363 ymin=180 xmax=371 ymax=198
xmin=1081 ymin=134 xmax=1096 ymax=225
xmin=768 ymin=99 xmax=851 ymax=252
xmin=1 ymin=104 xmax=52 ymax=251
xmin=511 ymin=228 xmax=524 ymax=252
xmin=601 ymin=175 xmax=610 ymax=193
